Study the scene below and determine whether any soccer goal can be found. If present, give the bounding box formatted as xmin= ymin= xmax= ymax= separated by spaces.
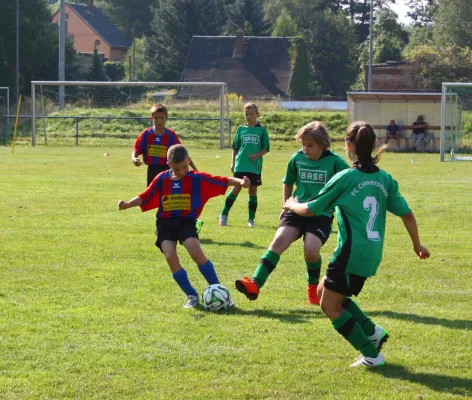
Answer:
xmin=31 ymin=81 xmax=229 ymax=148
xmin=441 ymin=82 xmax=472 ymax=161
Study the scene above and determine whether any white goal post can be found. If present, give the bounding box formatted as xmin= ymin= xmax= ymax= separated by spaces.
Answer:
xmin=440 ymin=82 xmax=472 ymax=161
xmin=31 ymin=81 xmax=228 ymax=148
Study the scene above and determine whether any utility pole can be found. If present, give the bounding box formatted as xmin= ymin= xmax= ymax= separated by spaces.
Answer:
xmin=368 ymin=0 xmax=374 ymax=91
xmin=58 ymin=0 xmax=66 ymax=109
xmin=16 ymin=0 xmax=20 ymax=108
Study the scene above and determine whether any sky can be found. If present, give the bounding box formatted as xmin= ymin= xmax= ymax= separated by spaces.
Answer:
xmin=390 ymin=0 xmax=410 ymax=25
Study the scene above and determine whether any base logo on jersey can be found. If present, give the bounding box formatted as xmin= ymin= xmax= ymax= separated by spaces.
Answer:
xmin=147 ymin=144 xmax=167 ymax=157
xmin=162 ymin=194 xmax=191 ymax=211
xmin=298 ymin=169 xmax=327 ymax=184
xmin=242 ymin=135 xmax=260 ymax=144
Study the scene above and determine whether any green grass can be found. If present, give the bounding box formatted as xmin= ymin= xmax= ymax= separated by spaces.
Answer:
xmin=1 ymin=146 xmax=472 ymax=399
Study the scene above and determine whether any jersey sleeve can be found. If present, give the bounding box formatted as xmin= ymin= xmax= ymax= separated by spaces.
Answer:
xmin=261 ymin=127 xmax=270 ymax=151
xmin=386 ymin=176 xmax=411 ymax=216
xmin=307 ymin=171 xmax=347 ymax=216
xmin=283 ymin=154 xmax=297 ymax=185
xmin=133 ymin=130 xmax=146 ymax=154
xmin=167 ymin=129 xmax=182 ymax=146
xmin=232 ymin=127 xmax=241 ymax=150
xmin=138 ymin=174 xmax=163 ymax=212
xmin=198 ymin=172 xmax=229 ymax=203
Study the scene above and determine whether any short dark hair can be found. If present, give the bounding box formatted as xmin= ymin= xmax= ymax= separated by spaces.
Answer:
xmin=150 ymin=103 xmax=168 ymax=117
xmin=167 ymin=144 xmax=189 ymax=163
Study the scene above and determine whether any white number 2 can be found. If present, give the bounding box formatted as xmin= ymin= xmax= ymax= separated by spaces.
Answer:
xmin=363 ymin=196 xmax=381 ymax=241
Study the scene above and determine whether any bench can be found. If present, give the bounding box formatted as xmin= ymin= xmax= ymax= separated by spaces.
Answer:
xmin=372 ymin=125 xmax=442 ymax=152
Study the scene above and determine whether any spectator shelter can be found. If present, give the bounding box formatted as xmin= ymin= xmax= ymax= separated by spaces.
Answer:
xmin=347 ymin=92 xmax=450 ymax=151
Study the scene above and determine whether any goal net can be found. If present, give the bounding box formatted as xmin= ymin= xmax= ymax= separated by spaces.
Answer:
xmin=0 ymin=87 xmax=9 ymax=144
xmin=441 ymin=82 xmax=472 ymax=161
xmin=31 ymin=81 xmax=229 ymax=148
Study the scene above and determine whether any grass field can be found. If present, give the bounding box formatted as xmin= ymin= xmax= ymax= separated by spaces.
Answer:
xmin=1 ymin=145 xmax=471 ymax=399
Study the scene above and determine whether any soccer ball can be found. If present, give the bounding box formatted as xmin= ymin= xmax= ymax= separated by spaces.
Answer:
xmin=202 ymin=284 xmax=233 ymax=311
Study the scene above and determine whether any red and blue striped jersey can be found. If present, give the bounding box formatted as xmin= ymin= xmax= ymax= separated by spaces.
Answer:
xmin=139 ymin=170 xmax=229 ymax=218
xmin=133 ymin=127 xmax=181 ymax=166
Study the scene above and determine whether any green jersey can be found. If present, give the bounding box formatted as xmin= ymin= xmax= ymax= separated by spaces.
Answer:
xmin=283 ymin=150 xmax=350 ymax=217
xmin=307 ymin=167 xmax=411 ymax=277
xmin=232 ymin=123 xmax=270 ymax=174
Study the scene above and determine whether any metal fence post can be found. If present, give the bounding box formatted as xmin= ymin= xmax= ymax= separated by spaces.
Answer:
xmin=76 ymin=117 xmax=79 ymax=145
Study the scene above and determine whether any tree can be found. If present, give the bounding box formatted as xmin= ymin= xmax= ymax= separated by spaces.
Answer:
xmin=124 ymin=36 xmax=159 ymax=82
xmin=223 ymin=0 xmax=271 ymax=35
xmin=272 ymin=9 xmax=299 ymax=37
xmin=150 ymin=0 xmax=222 ymax=80
xmin=304 ymin=9 xmax=358 ymax=96
xmin=406 ymin=44 xmax=472 ymax=90
xmin=434 ymin=0 xmax=472 ymax=49
xmin=95 ymin=0 xmax=157 ymax=37
xmin=87 ymin=48 xmax=109 ymax=81
xmin=288 ymin=36 xmax=315 ymax=97
xmin=0 ymin=0 xmax=60 ymax=97
xmin=405 ymin=0 xmax=438 ymax=27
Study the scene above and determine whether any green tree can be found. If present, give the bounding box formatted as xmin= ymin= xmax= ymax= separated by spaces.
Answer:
xmin=150 ymin=0 xmax=222 ymax=80
xmin=272 ymin=9 xmax=298 ymax=37
xmin=405 ymin=0 xmax=438 ymax=27
xmin=434 ymin=0 xmax=472 ymax=49
xmin=406 ymin=44 xmax=472 ymax=90
xmin=288 ymin=36 xmax=315 ymax=97
xmin=125 ymin=36 xmax=159 ymax=82
xmin=95 ymin=0 xmax=157 ymax=37
xmin=223 ymin=0 xmax=271 ymax=35
xmin=0 ymin=0 xmax=60 ymax=97
xmin=87 ymin=48 xmax=109 ymax=81
xmin=305 ymin=9 xmax=358 ymax=96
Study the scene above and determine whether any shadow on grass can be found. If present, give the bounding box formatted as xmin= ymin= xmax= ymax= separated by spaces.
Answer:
xmin=218 ymin=306 xmax=322 ymax=323
xmin=370 ymin=363 xmax=472 ymax=397
xmin=199 ymin=239 xmax=266 ymax=249
xmin=369 ymin=310 xmax=471 ymax=330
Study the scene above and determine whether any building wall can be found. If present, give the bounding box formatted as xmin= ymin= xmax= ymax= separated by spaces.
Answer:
xmin=364 ymin=64 xmax=421 ymax=91
xmin=52 ymin=5 xmax=112 ymax=59
xmin=109 ymin=47 xmax=127 ymax=62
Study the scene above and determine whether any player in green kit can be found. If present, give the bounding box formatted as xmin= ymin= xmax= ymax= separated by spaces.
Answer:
xmin=284 ymin=121 xmax=430 ymax=367
xmin=219 ymin=103 xmax=270 ymax=228
xmin=235 ymin=121 xmax=349 ymax=304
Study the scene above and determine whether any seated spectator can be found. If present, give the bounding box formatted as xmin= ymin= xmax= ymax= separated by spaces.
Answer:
xmin=385 ymin=119 xmax=401 ymax=150
xmin=411 ymin=115 xmax=428 ymax=152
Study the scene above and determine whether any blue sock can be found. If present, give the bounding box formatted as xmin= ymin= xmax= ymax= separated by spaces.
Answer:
xmin=172 ymin=268 xmax=198 ymax=296
xmin=198 ymin=260 xmax=219 ymax=285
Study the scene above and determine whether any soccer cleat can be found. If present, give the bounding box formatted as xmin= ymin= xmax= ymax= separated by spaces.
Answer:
xmin=247 ymin=219 xmax=255 ymax=228
xmin=195 ymin=219 xmax=204 ymax=234
xmin=350 ymin=353 xmax=385 ymax=367
xmin=219 ymin=215 xmax=228 ymax=226
xmin=184 ymin=295 xmax=199 ymax=308
xmin=235 ymin=276 xmax=260 ymax=300
xmin=307 ymin=284 xmax=320 ymax=305
xmin=368 ymin=325 xmax=389 ymax=351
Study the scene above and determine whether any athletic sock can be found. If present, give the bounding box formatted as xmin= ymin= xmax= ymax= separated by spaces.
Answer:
xmin=332 ymin=311 xmax=379 ymax=358
xmin=221 ymin=192 xmax=238 ymax=216
xmin=341 ymin=297 xmax=376 ymax=337
xmin=252 ymin=250 xmax=280 ymax=289
xmin=248 ymin=195 xmax=258 ymax=220
xmin=172 ymin=268 xmax=198 ymax=297
xmin=306 ymin=256 xmax=322 ymax=285
xmin=198 ymin=260 xmax=219 ymax=285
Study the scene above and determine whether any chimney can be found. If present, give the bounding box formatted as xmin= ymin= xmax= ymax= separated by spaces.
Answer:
xmin=233 ymin=28 xmax=244 ymax=58
xmin=88 ymin=0 xmax=94 ymax=12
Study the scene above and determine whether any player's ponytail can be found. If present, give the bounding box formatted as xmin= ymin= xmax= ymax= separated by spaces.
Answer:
xmin=346 ymin=121 xmax=386 ymax=172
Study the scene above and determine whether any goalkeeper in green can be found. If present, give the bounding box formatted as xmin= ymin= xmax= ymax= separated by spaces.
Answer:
xmin=283 ymin=121 xmax=430 ymax=367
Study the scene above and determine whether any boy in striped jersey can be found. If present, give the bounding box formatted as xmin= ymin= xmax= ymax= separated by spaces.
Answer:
xmin=119 ymin=144 xmax=249 ymax=308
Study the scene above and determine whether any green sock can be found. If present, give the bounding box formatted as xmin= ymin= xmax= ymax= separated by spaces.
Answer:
xmin=341 ymin=297 xmax=376 ymax=337
xmin=306 ymin=256 xmax=322 ymax=285
xmin=248 ymin=195 xmax=257 ymax=220
xmin=252 ymin=250 xmax=280 ymax=289
xmin=332 ymin=311 xmax=379 ymax=358
xmin=221 ymin=192 xmax=238 ymax=216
